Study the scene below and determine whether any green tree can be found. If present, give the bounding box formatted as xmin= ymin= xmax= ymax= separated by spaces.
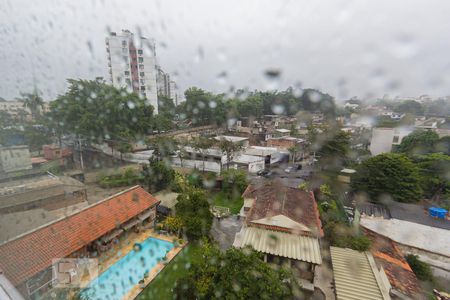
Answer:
xmin=221 ymin=169 xmax=248 ymax=197
xmin=406 ymin=254 xmax=433 ymax=281
xmin=142 ymin=157 xmax=175 ymax=193
xmin=157 ymin=95 xmax=176 ymax=118
xmin=217 ymin=138 xmax=244 ymax=171
xmin=182 ymin=87 xmax=227 ymax=126
xmin=315 ymin=130 xmax=350 ymax=169
xmin=49 ymin=79 xmax=153 ymax=143
xmin=0 ymin=111 xmax=13 ymax=128
xmin=287 ymin=145 xmax=298 ymax=163
xmin=23 ymin=125 xmax=51 ymax=154
xmin=351 ymin=153 xmax=423 ymax=203
xmin=19 ymin=91 xmax=45 ymax=120
xmin=435 ymin=136 xmax=450 ymax=155
xmin=174 ymin=241 xmax=300 ymax=299
xmin=394 ymin=100 xmax=424 ymax=115
xmin=395 ymin=130 xmax=439 ymax=155
xmin=148 ymin=136 xmax=177 ymax=161
xmin=175 ymin=187 xmax=213 ymax=240
xmin=116 ymin=138 xmax=133 ymax=162
xmin=414 ymin=153 xmax=450 ymax=199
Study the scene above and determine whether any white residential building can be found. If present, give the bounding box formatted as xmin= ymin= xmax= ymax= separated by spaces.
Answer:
xmin=369 ymin=127 xmax=413 ymax=156
xmin=106 ymin=30 xmax=158 ymax=113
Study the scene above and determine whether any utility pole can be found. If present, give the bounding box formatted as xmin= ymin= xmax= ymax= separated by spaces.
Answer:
xmin=78 ymin=136 xmax=84 ymax=170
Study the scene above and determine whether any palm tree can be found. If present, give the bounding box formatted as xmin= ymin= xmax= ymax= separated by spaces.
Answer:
xmin=19 ymin=91 xmax=44 ymax=120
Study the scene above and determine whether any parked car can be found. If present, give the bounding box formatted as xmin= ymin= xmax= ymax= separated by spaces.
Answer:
xmin=284 ymin=166 xmax=294 ymax=173
xmin=257 ymin=169 xmax=270 ymax=176
xmin=294 ymin=164 xmax=302 ymax=170
xmin=263 ymin=170 xmax=278 ymax=178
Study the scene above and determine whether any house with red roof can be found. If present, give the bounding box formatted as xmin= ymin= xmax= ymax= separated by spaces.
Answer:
xmin=0 ymin=185 xmax=159 ymax=300
xmin=363 ymin=228 xmax=424 ymax=300
xmin=233 ymin=179 xmax=323 ymax=289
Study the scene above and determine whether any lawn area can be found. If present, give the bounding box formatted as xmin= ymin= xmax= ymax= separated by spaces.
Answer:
xmin=211 ymin=191 xmax=244 ymax=214
xmin=137 ymin=243 xmax=202 ymax=300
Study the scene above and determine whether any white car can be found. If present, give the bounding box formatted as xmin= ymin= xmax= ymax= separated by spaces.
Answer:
xmin=284 ymin=166 xmax=293 ymax=173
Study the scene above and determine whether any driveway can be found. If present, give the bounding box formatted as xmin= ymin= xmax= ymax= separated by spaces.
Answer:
xmin=211 ymin=215 xmax=243 ymax=250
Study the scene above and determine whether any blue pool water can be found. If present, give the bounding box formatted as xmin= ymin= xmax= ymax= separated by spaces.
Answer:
xmin=82 ymin=237 xmax=174 ymax=300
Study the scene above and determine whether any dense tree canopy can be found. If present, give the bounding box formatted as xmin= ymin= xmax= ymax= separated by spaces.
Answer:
xmin=177 ymin=87 xmax=336 ymax=127
xmin=175 ymin=188 xmax=213 ymax=240
xmin=351 ymin=153 xmax=423 ymax=203
xmin=395 ymin=130 xmax=440 ymax=155
xmin=181 ymin=87 xmax=227 ymax=126
xmin=142 ymin=157 xmax=175 ymax=193
xmin=394 ymin=100 xmax=424 ymax=115
xmin=414 ymin=153 xmax=450 ymax=199
xmin=314 ymin=130 xmax=350 ymax=169
xmin=48 ymin=79 xmax=154 ymax=143
xmin=174 ymin=241 xmax=300 ymax=300
xmin=221 ymin=169 xmax=248 ymax=198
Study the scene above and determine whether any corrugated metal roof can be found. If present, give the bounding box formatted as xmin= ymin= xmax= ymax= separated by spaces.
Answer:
xmin=234 ymin=226 xmax=322 ymax=264
xmin=330 ymin=247 xmax=390 ymax=300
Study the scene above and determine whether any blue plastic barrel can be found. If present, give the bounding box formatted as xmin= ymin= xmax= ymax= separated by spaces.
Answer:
xmin=429 ymin=207 xmax=448 ymax=219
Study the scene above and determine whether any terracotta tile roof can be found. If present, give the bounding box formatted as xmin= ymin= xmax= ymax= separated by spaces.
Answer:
xmin=243 ymin=180 xmax=323 ymax=237
xmin=363 ymin=228 xmax=423 ymax=299
xmin=0 ymin=185 xmax=159 ymax=286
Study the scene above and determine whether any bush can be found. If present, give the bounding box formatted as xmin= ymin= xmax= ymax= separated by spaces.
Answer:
xmin=406 ymin=254 xmax=433 ymax=281
xmin=324 ymin=221 xmax=371 ymax=251
xmin=98 ymin=167 xmax=143 ymax=188
xmin=350 ymin=235 xmax=371 ymax=251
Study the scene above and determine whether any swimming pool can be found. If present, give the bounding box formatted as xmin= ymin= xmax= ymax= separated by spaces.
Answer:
xmin=82 ymin=237 xmax=174 ymax=300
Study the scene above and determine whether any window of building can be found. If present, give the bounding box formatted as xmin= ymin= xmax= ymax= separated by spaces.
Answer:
xmin=393 ymin=136 xmax=400 ymax=143
xmin=140 ymin=86 xmax=146 ymax=90
xmin=140 ymin=72 xmax=144 ymax=77
xmin=138 ymin=57 xmax=144 ymax=63
xmin=139 ymin=64 xmax=144 ymax=69
xmin=138 ymin=49 xmax=143 ymax=55
xmin=124 ymin=71 xmax=130 ymax=76
xmin=121 ymin=40 xmax=127 ymax=46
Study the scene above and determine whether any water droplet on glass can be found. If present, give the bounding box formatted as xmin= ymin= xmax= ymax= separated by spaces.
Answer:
xmin=264 ymin=69 xmax=282 ymax=90
xmin=271 ymin=104 xmax=285 ymax=115
xmin=216 ymin=71 xmax=227 ymax=85
xmin=194 ymin=46 xmax=204 ymax=63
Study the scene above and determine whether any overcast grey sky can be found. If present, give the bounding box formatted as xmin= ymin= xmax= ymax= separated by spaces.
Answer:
xmin=1 ymin=0 xmax=450 ymax=101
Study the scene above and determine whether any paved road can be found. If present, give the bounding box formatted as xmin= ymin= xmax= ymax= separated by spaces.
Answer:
xmin=249 ymin=161 xmax=315 ymax=188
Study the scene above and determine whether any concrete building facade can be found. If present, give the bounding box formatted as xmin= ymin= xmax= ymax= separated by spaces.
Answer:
xmin=369 ymin=127 xmax=413 ymax=156
xmin=106 ymin=30 xmax=158 ymax=113
xmin=0 ymin=146 xmax=32 ymax=174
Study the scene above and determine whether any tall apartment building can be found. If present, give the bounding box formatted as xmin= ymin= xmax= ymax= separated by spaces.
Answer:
xmin=156 ymin=66 xmax=171 ymax=98
xmin=106 ymin=30 xmax=158 ymax=113
xmin=168 ymin=80 xmax=181 ymax=105
xmin=156 ymin=66 xmax=183 ymax=105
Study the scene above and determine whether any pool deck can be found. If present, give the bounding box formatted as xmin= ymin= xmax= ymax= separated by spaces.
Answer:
xmin=79 ymin=228 xmax=185 ymax=300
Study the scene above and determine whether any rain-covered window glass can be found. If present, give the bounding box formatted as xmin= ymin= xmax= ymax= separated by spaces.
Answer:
xmin=0 ymin=1 xmax=449 ymax=300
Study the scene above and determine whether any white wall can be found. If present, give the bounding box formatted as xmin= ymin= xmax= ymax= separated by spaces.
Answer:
xmin=369 ymin=127 xmax=413 ymax=156
xmin=0 ymin=146 xmax=32 ymax=173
